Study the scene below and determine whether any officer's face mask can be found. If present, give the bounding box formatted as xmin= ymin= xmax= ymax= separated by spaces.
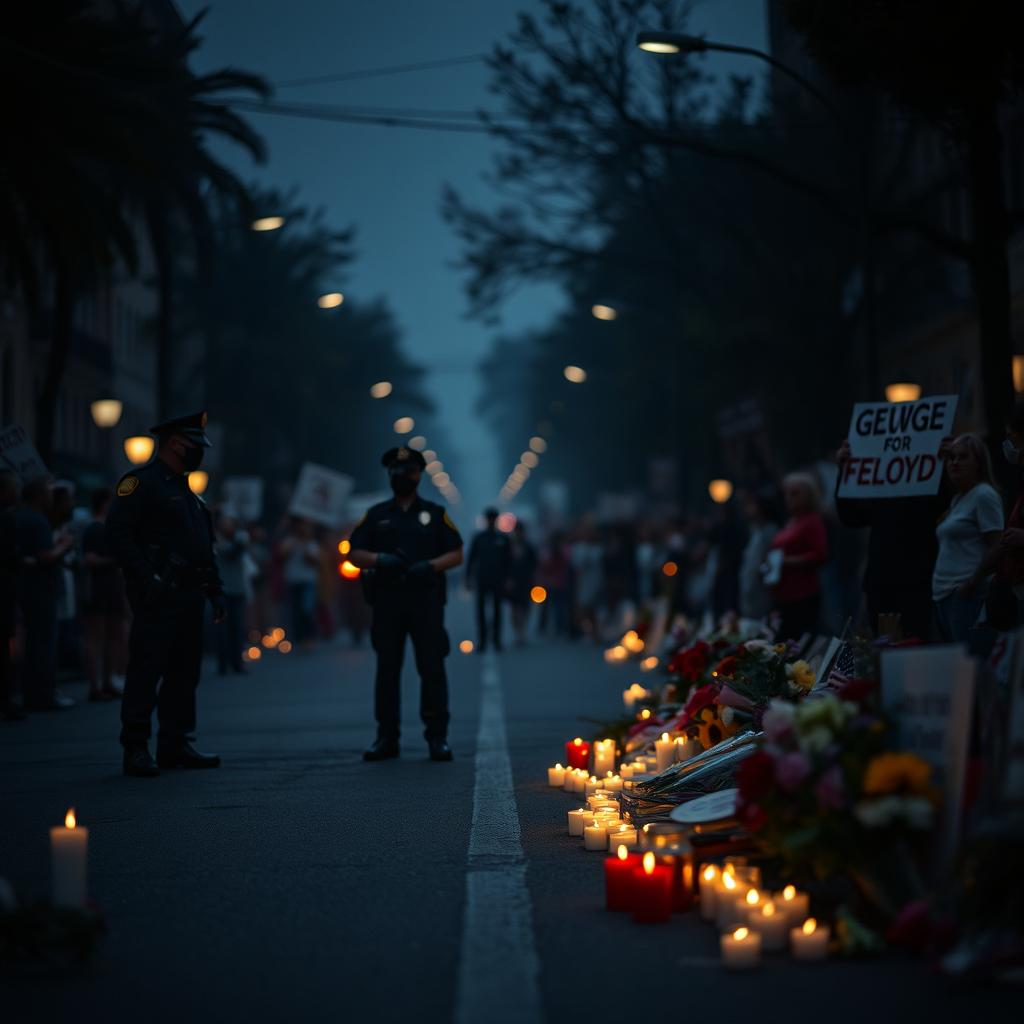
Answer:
xmin=1004 ymin=438 xmax=1023 ymax=465
xmin=389 ymin=467 xmax=419 ymax=497
xmin=176 ymin=441 xmax=205 ymax=473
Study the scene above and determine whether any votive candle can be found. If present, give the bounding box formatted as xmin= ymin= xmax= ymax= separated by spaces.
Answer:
xmin=547 ymin=763 xmax=567 ymax=787
xmin=50 ymin=808 xmax=88 ymax=907
xmin=721 ymin=926 xmax=761 ymax=970
xmin=791 ymin=918 xmax=829 ymax=960
xmin=748 ymin=899 xmax=788 ymax=952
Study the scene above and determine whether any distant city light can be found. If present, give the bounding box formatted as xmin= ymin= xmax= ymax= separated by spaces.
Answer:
xmin=90 ymin=399 xmax=123 ymax=428
xmin=251 ymin=215 xmax=285 ymax=232
xmin=425 ymin=460 xmax=443 ymax=474
xmin=529 ymin=436 xmax=547 ymax=453
xmin=370 ymin=381 xmax=393 ymax=399
xmin=422 ymin=449 xmax=437 ymax=463
xmin=591 ymin=303 xmax=618 ymax=321
xmin=885 ymin=382 xmax=921 ymax=404
xmin=338 ymin=539 xmax=351 ymax=555
xmin=521 ymin=451 xmax=539 ymax=468
xmin=459 ymin=640 xmax=474 ymax=654
xmin=662 ymin=561 xmax=679 ymax=577
xmin=564 ymin=365 xmax=587 ymax=384
xmin=409 ymin=436 xmax=427 ymax=450
xmin=123 ymin=435 xmax=154 ymax=464
xmin=317 ymin=292 xmax=344 ymax=309
xmin=497 ymin=512 xmax=517 ymax=533
xmin=187 ymin=471 xmax=209 ymax=495
xmin=530 ymin=586 xmax=548 ymax=604
xmin=432 ymin=472 xmax=451 ymax=487
xmin=393 ymin=416 xmax=414 ymax=434
xmin=708 ymin=479 xmax=734 ymax=504
xmin=339 ymin=560 xmax=361 ymax=579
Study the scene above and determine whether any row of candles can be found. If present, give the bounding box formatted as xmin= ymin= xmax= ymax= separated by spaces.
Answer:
xmin=550 ymin=738 xmax=830 ymax=969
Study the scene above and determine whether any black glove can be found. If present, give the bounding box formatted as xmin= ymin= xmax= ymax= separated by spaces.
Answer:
xmin=376 ymin=552 xmax=405 ymax=574
xmin=408 ymin=560 xmax=435 ymax=580
xmin=210 ymin=593 xmax=228 ymax=623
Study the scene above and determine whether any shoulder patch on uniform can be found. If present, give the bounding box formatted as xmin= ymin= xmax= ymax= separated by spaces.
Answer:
xmin=117 ymin=476 xmax=140 ymax=497
xmin=443 ymin=511 xmax=458 ymax=530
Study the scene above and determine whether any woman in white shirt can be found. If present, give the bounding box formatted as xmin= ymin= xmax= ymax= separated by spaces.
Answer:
xmin=932 ymin=434 xmax=1003 ymax=643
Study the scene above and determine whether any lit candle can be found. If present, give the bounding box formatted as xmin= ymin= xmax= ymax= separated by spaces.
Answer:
xmin=721 ymin=926 xmax=762 ymax=970
xmin=655 ymin=732 xmax=676 ymax=772
xmin=50 ymin=807 xmax=88 ymax=907
xmin=547 ymin=763 xmax=567 ymax=787
xmin=567 ymin=808 xmax=589 ymax=836
xmin=585 ymin=776 xmax=604 ymax=797
xmin=562 ymin=769 xmax=576 ymax=793
xmin=699 ymin=864 xmax=720 ymax=920
xmin=593 ymin=739 xmax=616 ymax=776
xmin=631 ymin=851 xmax=673 ymax=924
xmin=790 ymin=917 xmax=830 ymax=960
xmin=775 ymin=885 xmax=810 ymax=927
xmin=601 ymin=772 xmax=623 ymax=793
xmin=741 ymin=887 xmax=764 ymax=916
xmin=565 ymin=737 xmax=591 ymax=770
xmin=584 ymin=821 xmax=609 ymax=851
xmin=619 ymin=763 xmax=634 ymax=781
xmin=749 ymin=900 xmax=788 ymax=952
xmin=571 ymin=771 xmax=587 ymax=794
xmin=587 ymin=795 xmax=617 ymax=811
xmin=674 ymin=736 xmax=701 ymax=762
xmin=606 ymin=826 xmax=637 ymax=851
xmin=605 ymin=845 xmax=640 ymax=911
xmin=716 ymin=872 xmax=743 ymax=931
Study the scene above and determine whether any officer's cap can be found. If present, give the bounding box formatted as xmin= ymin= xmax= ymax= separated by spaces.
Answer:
xmin=381 ymin=446 xmax=426 ymax=470
xmin=484 ymin=506 xmax=499 ymax=519
xmin=150 ymin=410 xmax=212 ymax=447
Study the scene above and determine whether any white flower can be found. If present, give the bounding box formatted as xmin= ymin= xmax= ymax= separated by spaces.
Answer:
xmin=854 ymin=796 xmax=900 ymax=828
xmin=721 ymin=706 xmax=735 ymax=726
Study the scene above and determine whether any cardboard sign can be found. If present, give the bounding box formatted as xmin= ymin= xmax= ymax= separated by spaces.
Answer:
xmin=881 ymin=645 xmax=975 ymax=862
xmin=289 ymin=463 xmax=353 ymax=529
xmin=221 ymin=477 xmax=264 ymax=522
xmin=838 ymin=395 xmax=957 ymax=498
xmin=0 ymin=424 xmax=48 ymax=482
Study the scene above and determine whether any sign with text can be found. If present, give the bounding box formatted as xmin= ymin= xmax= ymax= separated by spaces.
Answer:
xmin=289 ymin=463 xmax=353 ymax=529
xmin=838 ymin=395 xmax=957 ymax=499
xmin=0 ymin=424 xmax=48 ymax=482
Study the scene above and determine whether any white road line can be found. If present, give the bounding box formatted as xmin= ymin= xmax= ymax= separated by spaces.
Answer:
xmin=455 ymin=653 xmax=543 ymax=1024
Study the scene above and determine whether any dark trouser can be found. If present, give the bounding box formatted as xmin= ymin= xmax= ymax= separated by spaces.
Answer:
xmin=20 ymin=591 xmax=57 ymax=705
xmin=476 ymin=586 xmax=503 ymax=650
xmin=288 ymin=582 xmax=315 ymax=643
xmin=866 ymin=586 xmax=934 ymax=641
xmin=370 ymin=598 xmax=450 ymax=742
xmin=120 ymin=592 xmax=205 ymax=749
xmin=777 ymin=593 xmax=821 ymax=643
xmin=217 ymin=593 xmax=246 ymax=672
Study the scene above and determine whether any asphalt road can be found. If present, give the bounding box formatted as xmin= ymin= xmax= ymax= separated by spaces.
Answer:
xmin=0 ymin=596 xmax=1013 ymax=1022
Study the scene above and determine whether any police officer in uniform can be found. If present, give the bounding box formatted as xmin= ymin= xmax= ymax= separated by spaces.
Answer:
xmin=349 ymin=446 xmax=463 ymax=761
xmin=105 ymin=411 xmax=226 ymax=777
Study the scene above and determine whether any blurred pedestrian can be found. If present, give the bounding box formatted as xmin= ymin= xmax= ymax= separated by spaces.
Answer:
xmin=0 ymin=471 xmax=23 ymax=720
xmin=507 ymin=521 xmax=537 ymax=646
xmin=466 ymin=507 xmax=510 ymax=652
xmin=769 ymin=472 xmax=828 ymax=641
xmin=739 ymin=490 xmax=778 ymax=620
xmin=81 ymin=488 xmax=126 ymax=701
xmin=16 ymin=477 xmax=75 ymax=710
xmin=538 ymin=533 xmax=571 ymax=636
xmin=280 ymin=517 xmax=319 ymax=649
xmin=990 ymin=404 xmax=1024 ymax=629
xmin=932 ymin=434 xmax=1003 ymax=645
xmin=571 ymin=522 xmax=603 ymax=638
xmin=707 ymin=500 xmax=745 ymax=621
xmin=215 ymin=514 xmax=249 ymax=674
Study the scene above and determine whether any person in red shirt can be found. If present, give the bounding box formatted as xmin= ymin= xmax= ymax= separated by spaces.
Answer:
xmin=769 ymin=472 xmax=829 ymax=641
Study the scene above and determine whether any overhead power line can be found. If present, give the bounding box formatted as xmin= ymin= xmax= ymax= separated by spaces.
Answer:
xmin=274 ymin=53 xmax=488 ymax=90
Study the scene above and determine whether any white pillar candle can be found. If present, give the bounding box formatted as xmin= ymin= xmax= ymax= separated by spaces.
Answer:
xmin=790 ymin=918 xmax=829 ymax=960
xmin=572 ymin=771 xmax=587 ymax=794
xmin=601 ymin=773 xmax=623 ymax=793
xmin=721 ymin=926 xmax=761 ymax=970
xmin=775 ymin=886 xmax=810 ymax=927
xmin=50 ymin=808 xmax=88 ymax=907
xmin=606 ymin=826 xmax=638 ymax=851
xmin=563 ymin=769 xmax=577 ymax=793
xmin=748 ymin=900 xmax=789 ymax=952
xmin=584 ymin=822 xmax=609 ymax=851
xmin=739 ymin=887 xmax=764 ymax=920
xmin=593 ymin=739 xmax=616 ymax=776
xmin=619 ymin=763 xmax=634 ymax=781
xmin=674 ymin=737 xmax=701 ymax=762
xmin=568 ymin=808 xmax=589 ymax=836
xmin=654 ymin=733 xmax=675 ymax=772
xmin=699 ymin=864 xmax=720 ymax=920
xmin=585 ymin=776 xmax=604 ymax=797
xmin=548 ymin=763 xmax=567 ymax=787
xmin=716 ymin=874 xmax=743 ymax=931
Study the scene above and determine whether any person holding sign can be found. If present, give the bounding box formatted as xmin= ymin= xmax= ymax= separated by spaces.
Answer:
xmin=932 ymin=435 xmax=1003 ymax=645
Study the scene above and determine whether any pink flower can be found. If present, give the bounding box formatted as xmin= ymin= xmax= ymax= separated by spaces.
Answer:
xmin=774 ymin=751 xmax=811 ymax=791
xmin=815 ymin=765 xmax=845 ymax=810
xmin=762 ymin=701 xmax=796 ymax=745
xmin=715 ymin=685 xmax=755 ymax=711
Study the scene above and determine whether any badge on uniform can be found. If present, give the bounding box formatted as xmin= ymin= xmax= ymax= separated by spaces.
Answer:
xmin=419 ymin=510 xmax=432 ymax=525
xmin=117 ymin=476 xmax=140 ymax=497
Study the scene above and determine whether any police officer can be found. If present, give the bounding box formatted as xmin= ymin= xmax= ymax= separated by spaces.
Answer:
xmin=466 ymin=506 xmax=510 ymax=652
xmin=349 ymin=445 xmax=463 ymax=761
xmin=105 ymin=411 xmax=226 ymax=777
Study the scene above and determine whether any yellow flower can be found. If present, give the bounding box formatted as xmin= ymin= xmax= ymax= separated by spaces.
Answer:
xmin=863 ymin=753 xmax=932 ymax=796
xmin=789 ymin=660 xmax=815 ymax=690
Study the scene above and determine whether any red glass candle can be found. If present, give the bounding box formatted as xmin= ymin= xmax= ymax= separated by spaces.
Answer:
xmin=658 ymin=853 xmax=695 ymax=912
xmin=565 ymin=736 xmax=591 ymax=771
xmin=604 ymin=846 xmax=639 ymax=912
xmin=631 ymin=852 xmax=673 ymax=923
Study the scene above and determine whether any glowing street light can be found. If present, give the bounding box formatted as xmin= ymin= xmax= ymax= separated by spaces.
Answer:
xmin=425 ymin=460 xmax=443 ymax=474
xmin=885 ymin=382 xmax=921 ymax=404
xmin=433 ymin=472 xmax=451 ymax=487
xmin=123 ymin=435 xmax=155 ymax=464
xmin=317 ymin=292 xmax=344 ymax=309
xmin=521 ymin=451 xmax=539 ymax=468
xmin=591 ymin=303 xmax=618 ymax=321
xmin=370 ymin=381 xmax=393 ymax=399
xmin=409 ymin=436 xmax=427 ymax=450
xmin=393 ymin=416 xmax=414 ymax=434
xmin=90 ymin=399 xmax=123 ymax=428
xmin=188 ymin=471 xmax=209 ymax=495
xmin=564 ymin=365 xmax=587 ymax=383
xmin=422 ymin=449 xmax=437 ymax=463
xmin=529 ymin=436 xmax=547 ymax=453
xmin=708 ymin=479 xmax=734 ymax=504
xmin=251 ymin=215 xmax=285 ymax=232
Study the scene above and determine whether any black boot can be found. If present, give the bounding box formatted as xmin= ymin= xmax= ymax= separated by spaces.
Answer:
xmin=123 ymin=747 xmax=160 ymax=777
xmin=363 ymin=737 xmax=400 ymax=761
xmin=427 ymin=737 xmax=453 ymax=762
xmin=156 ymin=740 xmax=221 ymax=769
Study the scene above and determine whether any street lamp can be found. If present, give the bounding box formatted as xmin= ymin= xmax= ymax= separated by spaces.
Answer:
xmin=529 ymin=436 xmax=547 ymax=453
xmin=317 ymin=292 xmax=344 ymax=309
xmin=251 ymin=215 xmax=286 ymax=232
xmin=90 ymin=399 xmax=123 ymax=428
xmin=370 ymin=381 xmax=393 ymax=399
xmin=188 ymin=471 xmax=209 ymax=495
xmin=885 ymin=382 xmax=921 ymax=404
xmin=393 ymin=416 xmax=414 ymax=434
xmin=521 ymin=451 xmax=539 ymax=468
xmin=708 ymin=479 xmax=734 ymax=504
xmin=409 ymin=435 xmax=427 ymax=450
xmin=591 ymin=303 xmax=618 ymax=321
xmin=564 ymin=365 xmax=587 ymax=383
xmin=123 ymin=435 xmax=155 ymax=464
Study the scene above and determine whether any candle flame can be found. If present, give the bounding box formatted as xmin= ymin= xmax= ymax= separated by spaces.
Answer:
xmin=745 ymin=888 xmax=760 ymax=905
xmin=762 ymin=901 xmax=776 ymax=917
xmin=617 ymin=845 xmax=629 ymax=861
xmin=642 ymin=852 xmax=656 ymax=875
xmin=733 ymin=927 xmax=749 ymax=941
xmin=555 ymin=763 xmax=563 ymax=770
xmin=722 ymin=873 xmax=736 ymax=891
xmin=783 ymin=884 xmax=796 ymax=900
xmin=65 ymin=808 xmax=76 ymax=829
xmin=660 ymin=732 xmax=669 ymax=742
xmin=640 ymin=709 xmax=652 ymax=720
xmin=802 ymin=918 xmax=817 ymax=936
xmin=703 ymin=865 xmax=718 ymax=882
xmin=573 ymin=737 xmax=583 ymax=746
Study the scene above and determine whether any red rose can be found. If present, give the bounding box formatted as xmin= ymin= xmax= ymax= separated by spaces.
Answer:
xmin=714 ymin=655 xmax=738 ymax=678
xmin=736 ymin=750 xmax=775 ymax=802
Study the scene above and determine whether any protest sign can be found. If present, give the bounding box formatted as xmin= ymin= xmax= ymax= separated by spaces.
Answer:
xmin=222 ymin=477 xmax=264 ymax=521
xmin=881 ymin=645 xmax=975 ymax=862
xmin=837 ymin=394 xmax=957 ymax=499
xmin=289 ymin=463 xmax=353 ymax=528
xmin=0 ymin=424 xmax=48 ymax=482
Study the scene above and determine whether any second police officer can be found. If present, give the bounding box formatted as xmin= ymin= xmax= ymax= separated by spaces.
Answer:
xmin=348 ymin=445 xmax=463 ymax=762
xmin=105 ymin=411 xmax=227 ymax=777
